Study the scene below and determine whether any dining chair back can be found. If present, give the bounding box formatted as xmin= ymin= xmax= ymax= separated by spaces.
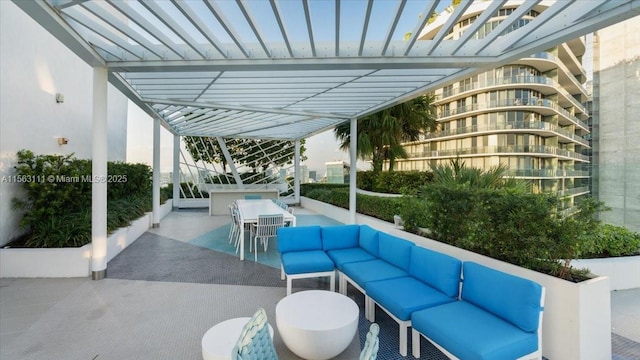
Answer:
xmin=251 ymin=214 xmax=284 ymax=261
xmin=231 ymin=308 xmax=278 ymax=360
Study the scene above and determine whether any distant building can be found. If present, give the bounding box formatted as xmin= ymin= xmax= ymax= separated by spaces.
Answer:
xmin=591 ymin=17 xmax=640 ymax=232
xmin=308 ymin=170 xmax=317 ymax=182
xmin=395 ymin=2 xmax=591 ymax=213
xmin=325 ymin=161 xmax=350 ymax=184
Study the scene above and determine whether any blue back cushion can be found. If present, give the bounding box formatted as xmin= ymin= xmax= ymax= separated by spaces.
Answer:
xmin=277 ymin=226 xmax=322 ymax=254
xmin=409 ymin=246 xmax=461 ymax=298
xmin=358 ymin=225 xmax=379 ymax=256
xmin=377 ymin=232 xmax=414 ymax=271
xmin=462 ymin=262 xmax=543 ymax=333
xmin=321 ymin=225 xmax=359 ymax=250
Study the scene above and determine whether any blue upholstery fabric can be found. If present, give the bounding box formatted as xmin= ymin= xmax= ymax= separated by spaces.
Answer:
xmin=342 ymin=259 xmax=407 ymax=288
xmin=412 ymin=301 xmax=538 ymax=360
xmin=359 ymin=323 xmax=380 ymax=360
xmin=326 ymin=247 xmax=377 ymax=271
xmin=232 ymin=308 xmax=278 ymax=360
xmin=409 ymin=246 xmax=462 ymax=298
xmin=281 ymin=250 xmax=334 ymax=275
xmin=366 ymin=276 xmax=456 ymax=321
xmin=358 ymin=225 xmax=379 ymax=256
xmin=462 ymin=262 xmax=542 ymax=332
xmin=321 ymin=224 xmax=360 ymax=250
xmin=377 ymin=232 xmax=414 ymax=271
xmin=277 ymin=226 xmax=322 ymax=253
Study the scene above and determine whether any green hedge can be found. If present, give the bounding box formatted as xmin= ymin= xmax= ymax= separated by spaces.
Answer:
xmin=357 ymin=170 xmax=433 ymax=194
xmin=11 ymin=150 xmax=155 ymax=248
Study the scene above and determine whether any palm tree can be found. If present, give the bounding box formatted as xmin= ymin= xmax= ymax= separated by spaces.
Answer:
xmin=333 ymin=95 xmax=437 ymax=174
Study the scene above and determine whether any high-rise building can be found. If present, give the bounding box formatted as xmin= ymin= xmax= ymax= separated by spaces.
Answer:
xmin=394 ymin=2 xmax=591 ymax=212
xmin=591 ymin=16 xmax=640 ymax=232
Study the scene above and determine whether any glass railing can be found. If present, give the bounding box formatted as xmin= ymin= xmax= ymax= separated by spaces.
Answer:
xmin=422 ymin=120 xmax=589 ymax=146
xmin=407 ymin=145 xmax=590 ymax=163
xmin=504 ymin=168 xmax=590 ymax=177
xmin=557 ymin=186 xmax=590 ymax=197
xmin=439 ymin=98 xmax=589 ymax=131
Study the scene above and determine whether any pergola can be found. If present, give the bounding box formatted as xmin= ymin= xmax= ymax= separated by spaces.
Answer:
xmin=15 ymin=0 xmax=640 ymax=277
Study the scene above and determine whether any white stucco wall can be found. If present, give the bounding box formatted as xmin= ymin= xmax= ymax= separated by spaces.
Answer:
xmin=0 ymin=1 xmax=128 ymax=245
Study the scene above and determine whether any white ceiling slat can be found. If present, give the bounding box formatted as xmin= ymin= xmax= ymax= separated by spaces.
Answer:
xmin=203 ymin=0 xmax=251 ymax=58
xmin=302 ymin=0 xmax=317 ymax=57
xmin=138 ymin=0 xmax=208 ymax=60
xmin=236 ymin=0 xmax=272 ymax=58
xmin=170 ymin=0 xmax=228 ymax=59
xmin=14 ymin=0 xmax=640 ymax=141
xmin=106 ymin=0 xmax=187 ymax=60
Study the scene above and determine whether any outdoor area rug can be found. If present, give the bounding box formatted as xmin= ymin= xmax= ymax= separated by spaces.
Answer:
xmin=189 ymin=214 xmax=343 ymax=269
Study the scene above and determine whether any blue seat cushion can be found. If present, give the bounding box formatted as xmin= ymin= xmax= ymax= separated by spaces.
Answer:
xmin=409 ymin=246 xmax=461 ymax=298
xmin=281 ymin=250 xmax=335 ymax=275
xmin=366 ymin=277 xmax=456 ymax=321
xmin=322 ymin=225 xmax=359 ymax=250
xmin=412 ymin=301 xmax=539 ymax=360
xmin=462 ymin=262 xmax=542 ymax=332
xmin=326 ymin=247 xmax=377 ymax=271
xmin=277 ymin=226 xmax=322 ymax=253
xmin=342 ymin=259 xmax=407 ymax=288
xmin=358 ymin=225 xmax=379 ymax=257
xmin=377 ymin=232 xmax=414 ymax=271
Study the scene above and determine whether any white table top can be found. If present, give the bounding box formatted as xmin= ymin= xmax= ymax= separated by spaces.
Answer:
xmin=275 ymin=290 xmax=359 ymax=331
xmin=235 ymin=199 xmax=295 ymax=224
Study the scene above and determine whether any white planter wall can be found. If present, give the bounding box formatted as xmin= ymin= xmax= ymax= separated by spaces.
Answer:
xmin=0 ymin=201 xmax=172 ymax=278
xmin=572 ymin=256 xmax=640 ymax=290
xmin=301 ymin=197 xmax=614 ymax=360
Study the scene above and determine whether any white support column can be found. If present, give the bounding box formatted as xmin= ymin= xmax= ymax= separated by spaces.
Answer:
xmin=349 ymin=118 xmax=357 ymax=224
xmin=91 ymin=67 xmax=108 ymax=280
xmin=173 ymin=134 xmax=180 ymax=209
xmin=152 ymin=117 xmax=160 ymax=227
xmin=294 ymin=140 xmax=301 ymax=203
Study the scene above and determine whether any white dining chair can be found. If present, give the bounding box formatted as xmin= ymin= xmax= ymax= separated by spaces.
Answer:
xmin=249 ymin=214 xmax=284 ymax=262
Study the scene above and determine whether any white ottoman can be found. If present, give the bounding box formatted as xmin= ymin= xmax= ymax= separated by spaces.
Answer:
xmin=202 ymin=317 xmax=274 ymax=360
xmin=276 ymin=290 xmax=359 ymax=360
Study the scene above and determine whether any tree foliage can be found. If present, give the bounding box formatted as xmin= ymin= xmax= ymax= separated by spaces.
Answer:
xmin=333 ymin=95 xmax=437 ymax=175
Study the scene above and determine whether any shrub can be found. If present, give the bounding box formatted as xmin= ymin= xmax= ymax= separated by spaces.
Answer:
xmin=11 ymin=150 xmax=154 ymax=248
xmin=357 ymin=170 xmax=433 ymax=194
xmin=579 ymin=224 xmax=640 ymax=258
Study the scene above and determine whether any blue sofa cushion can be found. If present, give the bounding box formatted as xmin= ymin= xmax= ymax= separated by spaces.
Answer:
xmin=342 ymin=259 xmax=407 ymax=288
xmin=358 ymin=225 xmax=379 ymax=256
xmin=377 ymin=232 xmax=414 ymax=272
xmin=412 ymin=301 xmax=538 ymax=360
xmin=321 ymin=224 xmax=359 ymax=250
xmin=366 ymin=277 xmax=456 ymax=321
xmin=281 ymin=250 xmax=335 ymax=275
xmin=277 ymin=226 xmax=322 ymax=254
xmin=462 ymin=262 xmax=543 ymax=333
xmin=409 ymin=246 xmax=462 ymax=298
xmin=326 ymin=248 xmax=377 ymax=271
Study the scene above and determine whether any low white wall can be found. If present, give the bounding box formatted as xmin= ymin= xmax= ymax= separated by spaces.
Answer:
xmin=572 ymin=256 xmax=640 ymax=290
xmin=301 ymin=197 xmax=613 ymax=360
xmin=0 ymin=201 xmax=172 ymax=278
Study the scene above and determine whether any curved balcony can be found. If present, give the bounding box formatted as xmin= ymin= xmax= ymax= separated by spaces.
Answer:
xmin=439 ymin=99 xmax=589 ymax=132
xmin=437 ymin=74 xmax=588 ymax=117
xmin=504 ymin=168 xmax=590 ymax=178
xmin=422 ymin=120 xmax=589 ymax=146
xmin=557 ymin=186 xmax=591 ymax=197
xmin=406 ymin=144 xmax=590 ymax=163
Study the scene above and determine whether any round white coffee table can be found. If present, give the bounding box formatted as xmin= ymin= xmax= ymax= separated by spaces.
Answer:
xmin=201 ymin=317 xmax=274 ymax=360
xmin=276 ymin=290 xmax=359 ymax=360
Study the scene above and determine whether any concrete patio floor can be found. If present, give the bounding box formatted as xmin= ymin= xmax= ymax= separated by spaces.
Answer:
xmin=1 ymin=207 xmax=639 ymax=360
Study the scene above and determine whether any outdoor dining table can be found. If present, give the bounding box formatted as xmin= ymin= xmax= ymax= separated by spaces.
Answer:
xmin=235 ymin=199 xmax=296 ymax=261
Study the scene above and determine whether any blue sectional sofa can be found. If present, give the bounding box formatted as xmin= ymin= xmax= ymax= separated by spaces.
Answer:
xmin=277 ymin=224 xmax=545 ymax=359
xmin=411 ymin=261 xmax=545 ymax=360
